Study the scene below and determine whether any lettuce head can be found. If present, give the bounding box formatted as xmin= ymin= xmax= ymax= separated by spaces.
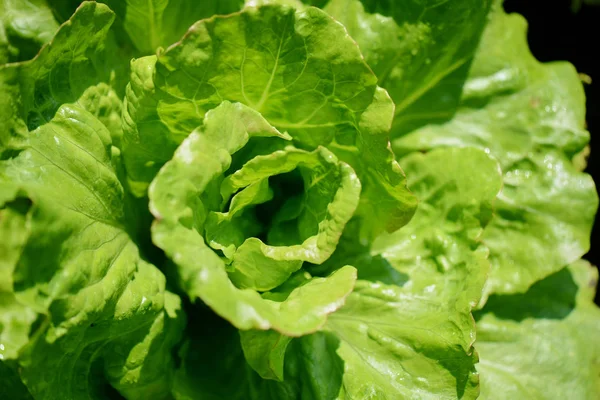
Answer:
xmin=0 ymin=1 xmax=598 ymax=399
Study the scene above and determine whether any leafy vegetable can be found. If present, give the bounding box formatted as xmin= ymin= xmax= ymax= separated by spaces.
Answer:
xmin=391 ymin=1 xmax=598 ymax=295
xmin=0 ymin=0 xmax=58 ymax=64
xmin=0 ymin=0 xmax=598 ymax=399
xmin=101 ymin=0 xmax=244 ymax=54
xmin=0 ymin=99 xmax=185 ymax=398
xmin=476 ymin=260 xmax=600 ymax=399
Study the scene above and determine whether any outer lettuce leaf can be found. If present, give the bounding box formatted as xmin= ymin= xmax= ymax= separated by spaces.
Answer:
xmin=121 ymin=55 xmax=174 ymax=195
xmin=0 ymin=193 xmax=36 ymax=361
xmin=321 ymin=0 xmax=491 ymax=125
xmin=0 ymin=0 xmax=59 ymax=63
xmin=0 ymin=2 xmax=118 ymax=153
xmin=0 ymin=10 xmax=186 ymax=393
xmin=372 ymin=147 xmax=501 ymax=283
xmin=392 ymin=3 xmax=598 ymax=295
xmin=153 ymin=4 xmax=376 ymax=145
xmin=123 ymin=4 xmax=416 ymax=238
xmin=46 ymin=0 xmax=243 ymax=56
xmin=257 ymin=0 xmax=491 ymax=132
xmin=476 ymin=260 xmax=600 ymax=399
xmin=44 ymin=0 xmax=245 ymax=94
xmin=0 ymin=4 xmax=119 ymax=369
xmin=0 ymin=102 xmax=185 ymax=400
xmin=101 ymin=0 xmax=244 ymax=54
xmin=149 ymin=101 xmax=357 ymax=334
xmin=103 ymin=291 xmax=185 ymax=399
xmin=0 ymin=195 xmax=36 ymax=400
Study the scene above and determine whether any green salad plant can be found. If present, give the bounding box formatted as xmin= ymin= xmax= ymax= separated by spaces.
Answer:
xmin=1 ymin=0 xmax=598 ymax=399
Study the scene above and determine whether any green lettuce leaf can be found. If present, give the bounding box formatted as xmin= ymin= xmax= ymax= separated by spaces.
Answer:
xmin=0 ymin=191 xmax=37 ymax=362
xmin=256 ymin=0 xmax=492 ymax=133
xmin=0 ymin=8 xmax=187 ymax=390
xmin=0 ymin=0 xmax=59 ymax=64
xmin=45 ymin=0 xmax=244 ymax=56
xmin=0 ymin=1 xmax=118 ymax=153
xmin=0 ymin=101 xmax=185 ymax=399
xmin=392 ymin=2 xmax=598 ymax=295
xmin=101 ymin=0 xmax=244 ymax=54
xmin=0 ymin=5 xmax=121 ymax=373
xmin=321 ymin=0 xmax=491 ymax=126
xmin=153 ymin=4 xmax=376 ymax=145
xmin=476 ymin=260 xmax=600 ymax=399
xmin=44 ymin=0 xmax=246 ymax=96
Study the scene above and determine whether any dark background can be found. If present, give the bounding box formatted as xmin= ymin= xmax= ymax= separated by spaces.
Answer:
xmin=504 ymin=0 xmax=600 ymax=304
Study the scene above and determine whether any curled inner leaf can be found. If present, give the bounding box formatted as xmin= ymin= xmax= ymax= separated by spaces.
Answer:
xmin=149 ymin=101 xmax=358 ymax=334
